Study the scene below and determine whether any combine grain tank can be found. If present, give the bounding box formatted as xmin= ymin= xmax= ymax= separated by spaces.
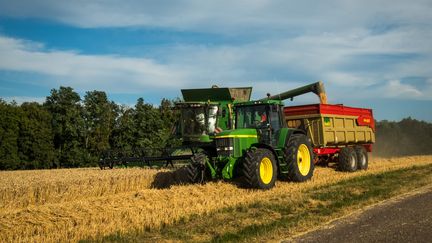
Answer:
xmin=285 ymin=103 xmax=375 ymax=171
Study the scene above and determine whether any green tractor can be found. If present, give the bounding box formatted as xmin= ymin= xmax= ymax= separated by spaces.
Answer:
xmin=186 ymin=82 xmax=327 ymax=189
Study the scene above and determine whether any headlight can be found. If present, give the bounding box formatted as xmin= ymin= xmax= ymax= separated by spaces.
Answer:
xmin=216 ymin=146 xmax=233 ymax=151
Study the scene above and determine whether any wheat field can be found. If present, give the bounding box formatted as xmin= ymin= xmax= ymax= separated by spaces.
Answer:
xmin=1 ymin=155 xmax=432 ymax=242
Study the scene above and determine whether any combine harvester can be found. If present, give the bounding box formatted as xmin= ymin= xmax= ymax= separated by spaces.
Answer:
xmin=99 ymin=86 xmax=252 ymax=169
xmin=186 ymin=81 xmax=375 ymax=189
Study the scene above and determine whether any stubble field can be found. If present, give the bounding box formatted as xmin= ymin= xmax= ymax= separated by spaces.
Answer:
xmin=1 ymin=155 xmax=432 ymax=242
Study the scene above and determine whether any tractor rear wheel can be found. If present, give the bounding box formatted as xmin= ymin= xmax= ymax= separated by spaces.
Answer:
xmin=338 ymin=147 xmax=357 ymax=172
xmin=355 ymin=145 xmax=368 ymax=170
xmin=242 ymin=148 xmax=277 ymax=189
xmin=186 ymin=153 xmax=207 ymax=184
xmin=284 ymin=134 xmax=314 ymax=182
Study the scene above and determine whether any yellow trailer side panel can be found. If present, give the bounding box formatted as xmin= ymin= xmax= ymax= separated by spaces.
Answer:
xmin=286 ymin=114 xmax=375 ymax=147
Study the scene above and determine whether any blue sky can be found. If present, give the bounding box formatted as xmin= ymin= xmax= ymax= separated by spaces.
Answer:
xmin=0 ymin=0 xmax=431 ymax=121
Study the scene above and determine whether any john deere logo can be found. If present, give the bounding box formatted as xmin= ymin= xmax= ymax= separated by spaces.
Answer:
xmin=324 ymin=117 xmax=331 ymax=126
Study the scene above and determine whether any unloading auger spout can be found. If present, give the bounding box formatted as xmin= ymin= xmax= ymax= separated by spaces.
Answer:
xmin=263 ymin=81 xmax=327 ymax=104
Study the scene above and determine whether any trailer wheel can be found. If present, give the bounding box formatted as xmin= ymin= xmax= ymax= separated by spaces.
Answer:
xmin=242 ymin=148 xmax=277 ymax=189
xmin=338 ymin=147 xmax=357 ymax=172
xmin=355 ymin=146 xmax=368 ymax=170
xmin=284 ymin=134 xmax=314 ymax=182
xmin=186 ymin=153 xmax=207 ymax=184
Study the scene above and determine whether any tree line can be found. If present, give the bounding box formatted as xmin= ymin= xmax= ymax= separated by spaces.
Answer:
xmin=1 ymin=86 xmax=431 ymax=170
xmin=374 ymin=117 xmax=432 ymax=157
xmin=0 ymin=86 xmax=178 ymax=170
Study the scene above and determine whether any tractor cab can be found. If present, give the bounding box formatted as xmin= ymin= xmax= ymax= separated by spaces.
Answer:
xmin=234 ymin=100 xmax=285 ymax=146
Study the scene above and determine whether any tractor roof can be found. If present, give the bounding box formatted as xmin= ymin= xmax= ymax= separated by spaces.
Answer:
xmin=235 ymin=99 xmax=284 ymax=106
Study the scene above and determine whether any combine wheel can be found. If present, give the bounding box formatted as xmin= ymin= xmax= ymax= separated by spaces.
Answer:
xmin=98 ymin=160 xmax=105 ymax=170
xmin=109 ymin=160 xmax=116 ymax=169
xmin=284 ymin=134 xmax=314 ymax=182
xmin=355 ymin=145 xmax=368 ymax=170
xmin=242 ymin=148 xmax=277 ymax=189
xmin=186 ymin=153 xmax=207 ymax=184
xmin=338 ymin=147 xmax=357 ymax=172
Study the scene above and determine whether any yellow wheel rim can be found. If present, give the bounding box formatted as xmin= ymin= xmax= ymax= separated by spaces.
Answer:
xmin=259 ymin=157 xmax=273 ymax=184
xmin=297 ymin=144 xmax=311 ymax=176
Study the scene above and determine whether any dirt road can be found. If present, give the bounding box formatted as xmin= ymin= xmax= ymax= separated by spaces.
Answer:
xmin=289 ymin=187 xmax=432 ymax=243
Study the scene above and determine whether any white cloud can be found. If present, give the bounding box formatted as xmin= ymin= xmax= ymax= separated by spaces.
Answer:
xmin=1 ymin=23 xmax=432 ymax=101
xmin=0 ymin=36 xmax=191 ymax=93
xmin=0 ymin=1 xmax=432 ymax=102
xmin=1 ymin=0 xmax=431 ymax=34
xmin=382 ymin=80 xmax=422 ymax=98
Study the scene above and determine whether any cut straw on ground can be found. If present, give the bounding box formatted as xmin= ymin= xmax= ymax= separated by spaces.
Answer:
xmin=0 ymin=155 xmax=431 ymax=242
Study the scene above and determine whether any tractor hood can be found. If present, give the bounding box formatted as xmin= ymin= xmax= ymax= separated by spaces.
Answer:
xmin=215 ymin=129 xmax=259 ymax=158
xmin=215 ymin=128 xmax=258 ymax=139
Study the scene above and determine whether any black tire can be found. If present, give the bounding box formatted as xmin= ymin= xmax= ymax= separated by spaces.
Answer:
xmin=108 ymin=161 xmax=114 ymax=169
xmin=355 ymin=145 xmax=368 ymax=170
xmin=338 ymin=147 xmax=357 ymax=172
xmin=242 ymin=148 xmax=277 ymax=190
xmin=186 ymin=153 xmax=207 ymax=184
xmin=284 ymin=134 xmax=314 ymax=182
xmin=98 ymin=160 xmax=105 ymax=170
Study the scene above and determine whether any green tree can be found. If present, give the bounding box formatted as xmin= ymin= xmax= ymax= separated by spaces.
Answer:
xmin=159 ymin=98 xmax=181 ymax=147
xmin=18 ymin=102 xmax=56 ymax=169
xmin=133 ymin=98 xmax=165 ymax=152
xmin=110 ymin=105 xmax=135 ymax=151
xmin=44 ymin=86 xmax=86 ymax=168
xmin=375 ymin=117 xmax=432 ymax=157
xmin=0 ymin=99 xmax=20 ymax=169
xmin=83 ymin=91 xmax=116 ymax=164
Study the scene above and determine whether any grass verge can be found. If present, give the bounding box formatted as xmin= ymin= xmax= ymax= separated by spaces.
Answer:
xmin=94 ymin=164 xmax=432 ymax=242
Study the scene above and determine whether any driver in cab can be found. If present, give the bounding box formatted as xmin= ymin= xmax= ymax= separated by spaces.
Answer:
xmin=256 ymin=110 xmax=269 ymax=128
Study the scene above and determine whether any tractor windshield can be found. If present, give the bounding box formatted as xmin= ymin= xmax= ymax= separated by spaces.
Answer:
xmin=180 ymin=104 xmax=219 ymax=137
xmin=235 ymin=105 xmax=268 ymax=129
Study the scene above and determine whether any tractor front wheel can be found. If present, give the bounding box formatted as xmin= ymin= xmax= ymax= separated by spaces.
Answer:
xmin=242 ymin=148 xmax=277 ymax=189
xmin=284 ymin=134 xmax=314 ymax=182
xmin=186 ymin=153 xmax=207 ymax=184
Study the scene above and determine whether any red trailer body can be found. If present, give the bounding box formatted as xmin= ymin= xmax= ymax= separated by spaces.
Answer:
xmin=284 ymin=103 xmax=375 ymax=164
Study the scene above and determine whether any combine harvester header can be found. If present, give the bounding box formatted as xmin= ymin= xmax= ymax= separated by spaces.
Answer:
xmin=99 ymin=85 xmax=253 ymax=169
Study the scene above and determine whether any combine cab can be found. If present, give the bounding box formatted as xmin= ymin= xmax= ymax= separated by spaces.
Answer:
xmin=178 ymin=86 xmax=252 ymax=144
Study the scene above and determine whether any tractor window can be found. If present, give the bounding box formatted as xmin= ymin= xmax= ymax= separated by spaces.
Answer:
xmin=235 ymin=105 xmax=268 ymax=129
xmin=269 ymin=105 xmax=282 ymax=131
